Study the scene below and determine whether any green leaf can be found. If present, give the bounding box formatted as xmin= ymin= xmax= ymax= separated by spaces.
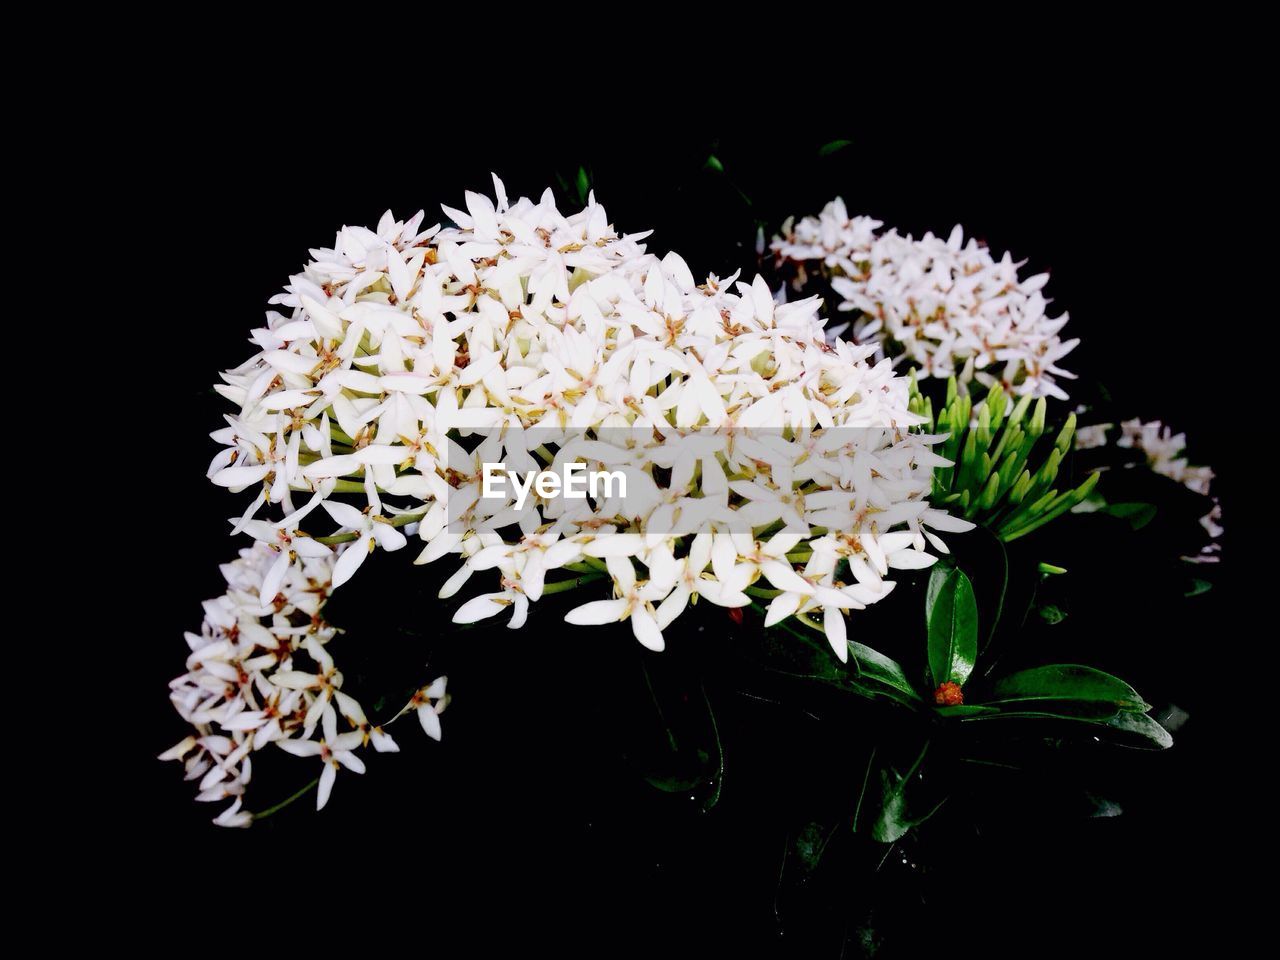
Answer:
xmin=1185 ymin=578 xmax=1213 ymax=597
xmin=859 ymin=743 xmax=944 ymax=843
xmin=1100 ymin=711 xmax=1173 ymax=749
xmin=927 ymin=567 xmax=979 ymax=688
xmin=818 ymin=139 xmax=852 ymax=156
xmin=954 ymin=702 xmax=1172 ymax=747
xmin=748 ymin=606 xmax=921 ymax=708
xmin=1103 ymin=501 xmax=1157 ymax=530
xmin=934 ymin=704 xmax=999 ymax=718
xmin=870 ymin=771 xmax=917 ymax=843
xmin=966 ymin=701 xmax=1133 ymax=722
xmin=989 ymin=664 xmax=1147 ymax=711
xmin=574 ymin=165 xmax=590 ymax=204
xmin=848 ymin=641 xmax=922 ymax=701
xmin=787 ymin=820 xmax=837 ymax=878
xmin=703 ymin=154 xmax=724 ymax=173
xmin=629 ymin=660 xmax=724 ymax=809
xmin=643 ymin=771 xmax=704 ymax=792
xmin=924 ymin=563 xmax=950 ymax=625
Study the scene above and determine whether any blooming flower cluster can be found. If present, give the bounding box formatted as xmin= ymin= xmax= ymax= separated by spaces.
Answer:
xmin=1075 ymin=418 xmax=1221 ymax=562
xmin=165 ymin=173 xmax=1225 ymax=838
xmin=160 ymin=542 xmax=447 ymax=826
xmin=771 ymin=198 xmax=1077 ymax=400
xmin=204 ymin=177 xmax=971 ymax=664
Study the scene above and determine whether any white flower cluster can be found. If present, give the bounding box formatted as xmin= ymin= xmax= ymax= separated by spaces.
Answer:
xmin=160 ymin=542 xmax=447 ymax=826
xmin=771 ymin=198 xmax=1077 ymax=400
xmin=205 ymin=176 xmax=970 ymax=669
xmin=1075 ymin=418 xmax=1221 ymax=562
xmin=1116 ymin=420 xmax=1215 ymax=497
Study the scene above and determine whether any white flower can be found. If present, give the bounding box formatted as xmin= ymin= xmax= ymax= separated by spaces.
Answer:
xmin=1074 ymin=418 xmax=1222 ymax=563
xmin=1115 ymin=419 xmax=1215 ymax=496
xmin=397 ymin=677 xmax=448 ymax=741
xmin=162 ymin=542 xmax=444 ymax=825
xmin=1074 ymin=423 xmax=1112 ymax=450
xmin=772 ymin=200 xmax=1076 ymax=400
xmin=211 ymin=797 xmax=253 ymax=828
xmin=566 ymin=556 xmax=674 ymax=651
xmin=170 ymin=177 xmax=990 ymax=828
xmin=320 ymin=502 xmax=408 ymax=588
xmin=277 ymin=705 xmax=366 ymax=811
xmin=202 ymin=177 xmax=970 ymax=664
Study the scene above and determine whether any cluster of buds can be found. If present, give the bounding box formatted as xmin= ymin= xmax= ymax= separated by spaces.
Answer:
xmin=908 ymin=375 xmax=1098 ymax=541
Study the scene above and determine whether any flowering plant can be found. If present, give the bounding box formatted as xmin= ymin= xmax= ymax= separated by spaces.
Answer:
xmin=159 ymin=165 xmax=1221 ymax=948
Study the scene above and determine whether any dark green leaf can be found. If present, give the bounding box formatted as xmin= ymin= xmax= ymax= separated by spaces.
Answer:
xmin=1185 ymin=578 xmax=1213 ymax=597
xmin=925 ymin=563 xmax=951 ymax=626
xmin=927 ymin=567 xmax=978 ymax=687
xmin=954 ymin=704 xmax=1171 ymax=747
xmin=575 ymin=165 xmax=590 ymax=203
xmin=627 ymin=660 xmax=724 ymax=808
xmin=643 ymin=772 xmax=704 ymax=792
xmin=1103 ymin=501 xmax=1157 ymax=530
xmin=789 ymin=820 xmax=836 ymax=876
xmin=934 ymin=704 xmax=999 ymax=718
xmin=703 ymin=154 xmax=724 ymax=173
xmin=989 ymin=664 xmax=1147 ymax=711
xmin=748 ymin=607 xmax=922 ymax=708
xmin=859 ymin=743 xmax=944 ymax=843
xmin=848 ymin=641 xmax=922 ymax=701
xmin=1100 ymin=711 xmax=1173 ymax=749
xmin=818 ymin=139 xmax=852 ymax=156
xmin=961 ymin=701 xmax=1130 ymax=722
xmin=870 ymin=771 xmax=916 ymax=843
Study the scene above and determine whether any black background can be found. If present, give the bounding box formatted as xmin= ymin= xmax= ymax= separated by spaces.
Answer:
xmin=114 ymin=90 xmax=1252 ymax=955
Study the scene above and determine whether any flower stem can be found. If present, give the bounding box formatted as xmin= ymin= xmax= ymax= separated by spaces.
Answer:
xmin=251 ymin=777 xmax=319 ymax=821
xmin=541 ymin=573 xmax=606 ymax=594
xmin=315 ymin=509 xmax=427 ymax=545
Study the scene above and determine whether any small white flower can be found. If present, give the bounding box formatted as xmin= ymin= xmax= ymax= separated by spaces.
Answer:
xmin=773 ymin=201 xmax=1076 ymax=399
xmin=277 ymin=705 xmax=366 ymax=811
xmin=1076 ymin=418 xmax=1222 ymax=563
xmin=320 ymin=502 xmax=408 ymax=588
xmin=203 ymin=179 xmax=968 ymax=656
xmin=176 ymin=178 xmax=975 ymax=832
xmin=164 ymin=542 xmax=444 ymax=824
xmin=397 ymin=677 xmax=448 ymax=741
xmin=212 ymin=797 xmax=253 ymax=828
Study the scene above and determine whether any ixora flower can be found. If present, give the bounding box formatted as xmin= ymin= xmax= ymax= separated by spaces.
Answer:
xmin=160 ymin=541 xmax=446 ymax=825
xmin=202 ymin=176 xmax=973 ymax=664
xmin=771 ymin=198 xmax=1077 ymax=401
xmin=1074 ymin=418 xmax=1222 ymax=563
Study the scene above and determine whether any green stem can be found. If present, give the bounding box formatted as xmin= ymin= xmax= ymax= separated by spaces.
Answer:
xmin=699 ymin=683 xmax=724 ymax=813
xmin=541 ymin=573 xmax=606 ymax=595
xmin=251 ymin=777 xmax=319 ymax=821
xmin=852 ymin=745 xmax=877 ymax=832
xmin=315 ymin=509 xmax=427 ymax=545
